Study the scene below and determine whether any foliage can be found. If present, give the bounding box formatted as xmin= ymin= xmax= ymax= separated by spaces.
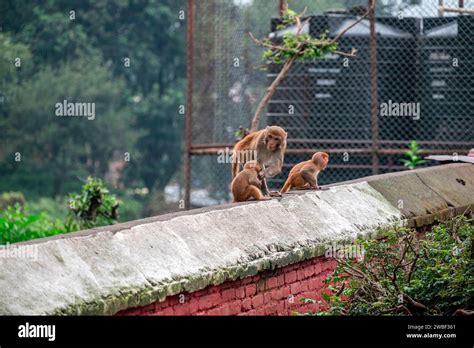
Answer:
xmin=0 ymin=33 xmax=32 ymax=83
xmin=0 ymin=204 xmax=68 ymax=244
xmin=318 ymin=216 xmax=473 ymax=316
xmin=0 ymin=179 xmax=129 ymax=244
xmin=0 ymin=0 xmax=186 ymax=209
xmin=234 ymin=127 xmax=250 ymax=141
xmin=125 ymin=82 xmax=184 ymax=191
xmin=263 ymin=32 xmax=338 ymax=65
xmin=2 ymin=54 xmax=135 ymax=197
xmin=261 ymin=9 xmax=338 ymax=65
xmin=67 ymin=177 xmax=120 ymax=230
xmin=0 ymin=192 xmax=25 ymax=211
xmin=276 ymin=8 xmax=299 ymax=29
xmin=27 ymin=197 xmax=69 ymax=222
xmin=400 ymin=140 xmax=427 ymax=170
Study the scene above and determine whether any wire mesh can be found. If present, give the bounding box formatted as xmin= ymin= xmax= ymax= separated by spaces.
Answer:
xmin=189 ymin=0 xmax=474 ymax=207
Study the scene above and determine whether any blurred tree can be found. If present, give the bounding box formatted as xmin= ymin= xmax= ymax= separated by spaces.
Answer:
xmin=3 ymin=55 xmax=134 ymax=197
xmin=128 ymin=83 xmax=184 ymax=191
xmin=0 ymin=0 xmax=186 ymax=213
xmin=0 ymin=33 xmax=32 ymax=83
xmin=75 ymin=0 xmax=186 ymax=194
xmin=0 ymin=33 xmax=32 ymax=161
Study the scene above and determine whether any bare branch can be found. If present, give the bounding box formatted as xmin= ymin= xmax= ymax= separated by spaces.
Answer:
xmin=403 ymin=294 xmax=428 ymax=313
xmin=381 ymin=305 xmax=412 ymax=315
xmin=335 ymin=282 xmax=346 ymax=296
xmin=250 ymin=55 xmax=297 ymax=131
xmin=453 ymin=309 xmax=474 ymax=316
xmin=248 ymin=32 xmax=284 ymax=51
xmin=298 ymin=7 xmax=307 ymax=18
xmin=333 ymin=48 xmax=358 ymax=57
xmin=330 ymin=3 xmax=374 ymax=44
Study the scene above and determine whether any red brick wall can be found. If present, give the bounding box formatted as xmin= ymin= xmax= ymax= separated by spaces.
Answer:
xmin=117 ymin=256 xmax=337 ymax=316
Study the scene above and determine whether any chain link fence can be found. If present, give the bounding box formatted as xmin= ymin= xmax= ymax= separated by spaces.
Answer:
xmin=187 ymin=0 xmax=474 ymax=207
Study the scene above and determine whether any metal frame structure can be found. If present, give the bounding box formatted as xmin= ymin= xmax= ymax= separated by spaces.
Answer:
xmin=438 ymin=0 xmax=474 ymax=16
xmin=184 ymin=0 xmax=194 ymax=209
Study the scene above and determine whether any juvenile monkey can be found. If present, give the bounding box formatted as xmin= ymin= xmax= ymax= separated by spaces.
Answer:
xmin=280 ymin=152 xmax=329 ymax=193
xmin=231 ymin=160 xmax=270 ymax=202
xmin=232 ymin=126 xmax=287 ymax=196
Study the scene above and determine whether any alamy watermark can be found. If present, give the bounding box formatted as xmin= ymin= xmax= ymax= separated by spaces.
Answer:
xmin=325 ymin=242 xmax=365 ymax=261
xmin=380 ymin=99 xmax=420 ymax=120
xmin=217 ymin=148 xmax=257 ymax=164
xmin=55 ymin=99 xmax=95 ymax=120
xmin=0 ymin=242 xmax=38 ymax=260
xmin=18 ymin=322 xmax=55 ymax=341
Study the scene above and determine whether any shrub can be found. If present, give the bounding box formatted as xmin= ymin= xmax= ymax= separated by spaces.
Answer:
xmin=0 ymin=192 xmax=25 ymax=211
xmin=0 ymin=204 xmax=67 ymax=244
xmin=318 ymin=215 xmax=473 ymax=316
xmin=400 ymin=140 xmax=427 ymax=170
xmin=67 ymin=177 xmax=120 ymax=230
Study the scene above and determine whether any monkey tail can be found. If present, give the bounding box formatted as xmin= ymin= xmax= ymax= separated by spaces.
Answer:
xmin=280 ymin=179 xmax=291 ymax=194
xmin=232 ymin=160 xmax=238 ymax=179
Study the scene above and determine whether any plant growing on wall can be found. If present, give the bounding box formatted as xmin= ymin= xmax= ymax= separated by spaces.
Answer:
xmin=67 ymin=177 xmax=120 ymax=230
xmin=248 ymin=4 xmax=373 ymax=131
xmin=401 ymin=140 xmax=427 ymax=170
xmin=313 ymin=215 xmax=473 ymax=316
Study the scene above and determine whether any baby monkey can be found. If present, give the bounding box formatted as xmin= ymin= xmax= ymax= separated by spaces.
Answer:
xmin=231 ymin=160 xmax=271 ymax=202
xmin=280 ymin=152 xmax=329 ymax=193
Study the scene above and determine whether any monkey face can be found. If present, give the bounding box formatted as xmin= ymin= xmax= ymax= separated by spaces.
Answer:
xmin=264 ymin=127 xmax=287 ymax=152
xmin=266 ymin=133 xmax=280 ymax=151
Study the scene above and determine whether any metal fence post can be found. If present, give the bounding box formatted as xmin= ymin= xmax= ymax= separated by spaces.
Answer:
xmin=279 ymin=0 xmax=288 ymax=16
xmin=184 ymin=0 xmax=194 ymax=209
xmin=369 ymin=0 xmax=379 ymax=175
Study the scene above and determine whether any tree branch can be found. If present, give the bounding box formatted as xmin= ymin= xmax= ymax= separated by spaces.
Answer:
xmin=403 ymin=294 xmax=428 ymax=313
xmin=250 ymin=55 xmax=297 ymax=131
xmin=248 ymin=3 xmax=373 ymax=131
xmin=330 ymin=3 xmax=374 ymax=44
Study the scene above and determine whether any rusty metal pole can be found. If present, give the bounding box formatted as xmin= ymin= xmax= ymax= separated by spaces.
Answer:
xmin=184 ymin=0 xmax=194 ymax=209
xmin=369 ymin=0 xmax=379 ymax=175
xmin=438 ymin=0 xmax=444 ymax=16
xmin=279 ymin=0 xmax=288 ymax=16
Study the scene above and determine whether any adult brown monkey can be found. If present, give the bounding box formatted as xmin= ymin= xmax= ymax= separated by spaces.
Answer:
xmin=232 ymin=126 xmax=287 ymax=196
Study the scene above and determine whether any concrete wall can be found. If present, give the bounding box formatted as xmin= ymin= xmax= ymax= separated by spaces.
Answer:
xmin=0 ymin=163 xmax=472 ymax=315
